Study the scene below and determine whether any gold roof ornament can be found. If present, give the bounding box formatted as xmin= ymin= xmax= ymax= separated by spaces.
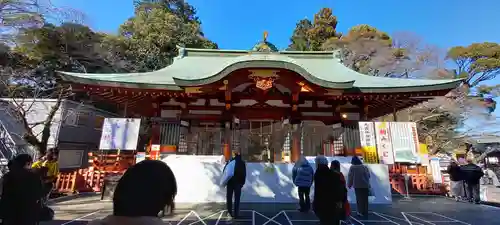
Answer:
xmin=250 ymin=31 xmax=278 ymax=52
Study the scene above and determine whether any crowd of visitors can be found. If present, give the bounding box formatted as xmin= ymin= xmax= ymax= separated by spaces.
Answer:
xmin=221 ymin=153 xmax=372 ymax=225
xmin=446 ymin=158 xmax=485 ymax=204
xmin=0 ymin=150 xmax=379 ymax=225
xmin=10 ymin=151 xmax=486 ymax=225
xmin=0 ymin=151 xmax=371 ymax=225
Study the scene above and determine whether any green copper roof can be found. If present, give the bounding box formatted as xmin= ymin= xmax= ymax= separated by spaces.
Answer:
xmin=58 ymin=47 xmax=463 ymax=93
xmin=251 ymin=41 xmax=279 ymax=52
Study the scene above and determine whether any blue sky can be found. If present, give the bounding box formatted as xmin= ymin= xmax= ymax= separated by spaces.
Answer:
xmin=58 ymin=0 xmax=500 ymax=50
xmin=57 ymin=0 xmax=500 ymax=130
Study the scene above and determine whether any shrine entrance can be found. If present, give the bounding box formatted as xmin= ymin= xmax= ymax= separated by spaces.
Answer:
xmin=163 ymin=118 xmax=361 ymax=162
xmin=231 ymin=120 xmax=360 ymax=162
xmin=233 ymin=120 xmax=287 ymax=162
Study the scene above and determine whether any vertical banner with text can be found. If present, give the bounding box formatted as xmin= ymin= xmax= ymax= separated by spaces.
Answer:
xmin=358 ymin=122 xmax=378 ymax=163
xmin=430 ymin=158 xmax=443 ymax=184
xmin=418 ymin=143 xmax=430 ymax=166
xmin=374 ymin=122 xmax=395 ymax=164
xmin=99 ymin=118 xmax=141 ymax=150
xmin=389 ymin=122 xmax=420 ymax=163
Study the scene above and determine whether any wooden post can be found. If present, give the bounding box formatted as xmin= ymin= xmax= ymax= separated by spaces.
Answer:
xmin=291 ymin=123 xmax=301 ymax=162
xmin=222 ymin=80 xmax=233 ymax=162
xmin=123 ymin=101 xmax=128 ymax=117
xmin=393 ymin=106 xmax=398 ymax=121
xmin=330 ymin=140 xmax=335 ymax=156
xmin=223 ymin=121 xmax=231 ymax=161
xmin=363 ymin=105 xmax=369 ymax=121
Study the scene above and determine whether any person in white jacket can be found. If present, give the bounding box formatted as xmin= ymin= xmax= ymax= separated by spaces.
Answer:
xmin=221 ymin=152 xmax=246 ymax=219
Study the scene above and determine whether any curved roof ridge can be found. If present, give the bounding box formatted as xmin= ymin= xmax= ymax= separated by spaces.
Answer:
xmin=57 ymin=47 xmax=463 ymax=92
xmin=171 ymin=53 xmax=355 ymax=88
xmin=183 ymin=47 xmax=338 ymax=56
xmin=280 ymin=50 xmax=335 ymax=54
xmin=184 ymin=47 xmax=250 ymax=54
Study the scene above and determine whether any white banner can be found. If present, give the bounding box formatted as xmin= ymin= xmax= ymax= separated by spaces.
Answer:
xmin=410 ymin=122 xmax=421 ymax=163
xmin=99 ymin=118 xmax=141 ymax=150
xmin=374 ymin=122 xmax=395 ymax=164
xmin=359 ymin=122 xmax=376 ymax=147
xmin=430 ymin=158 xmax=443 ymax=184
xmin=358 ymin=122 xmax=378 ymax=163
xmin=389 ymin=122 xmax=419 ymax=163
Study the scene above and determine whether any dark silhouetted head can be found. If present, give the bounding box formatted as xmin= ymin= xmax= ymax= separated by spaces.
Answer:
xmin=8 ymin=154 xmax=33 ymax=171
xmin=113 ymin=160 xmax=177 ymax=217
xmin=233 ymin=153 xmax=242 ymax=161
xmin=46 ymin=148 xmax=58 ymax=161
xmin=315 ymin=155 xmax=329 ymax=170
xmin=330 ymin=160 xmax=341 ymax=172
xmin=351 ymin=156 xmax=362 ymax=165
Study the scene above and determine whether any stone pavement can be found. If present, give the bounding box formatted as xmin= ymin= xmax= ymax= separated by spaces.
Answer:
xmin=43 ymin=195 xmax=500 ymax=225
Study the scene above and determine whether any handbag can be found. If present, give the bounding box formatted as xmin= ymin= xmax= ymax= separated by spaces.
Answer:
xmin=338 ymin=201 xmax=352 ymax=220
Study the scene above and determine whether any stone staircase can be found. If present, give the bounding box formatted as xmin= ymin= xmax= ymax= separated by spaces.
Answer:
xmin=0 ymin=119 xmax=36 ymax=176
xmin=0 ymin=120 xmax=18 ymax=160
xmin=0 ymin=105 xmax=35 ymax=175
xmin=0 ymin=120 xmax=15 ymax=175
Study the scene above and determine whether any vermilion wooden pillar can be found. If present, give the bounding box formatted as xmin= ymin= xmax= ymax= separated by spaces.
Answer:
xmin=291 ymin=124 xmax=301 ymax=162
xmin=223 ymin=121 xmax=232 ymax=161
xmin=222 ymin=79 xmax=232 ymax=162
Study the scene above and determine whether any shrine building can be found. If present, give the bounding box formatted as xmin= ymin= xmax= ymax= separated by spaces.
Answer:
xmin=59 ymin=35 xmax=462 ymax=163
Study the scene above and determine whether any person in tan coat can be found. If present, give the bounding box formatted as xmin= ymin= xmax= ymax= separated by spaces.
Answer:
xmin=347 ymin=156 xmax=371 ymax=217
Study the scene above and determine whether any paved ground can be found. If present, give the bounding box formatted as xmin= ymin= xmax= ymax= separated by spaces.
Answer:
xmin=485 ymin=185 xmax=500 ymax=206
xmin=43 ymin=194 xmax=500 ymax=225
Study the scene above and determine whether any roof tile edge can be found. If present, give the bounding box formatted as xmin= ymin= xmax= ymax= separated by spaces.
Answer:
xmin=182 ymin=47 xmax=337 ymax=56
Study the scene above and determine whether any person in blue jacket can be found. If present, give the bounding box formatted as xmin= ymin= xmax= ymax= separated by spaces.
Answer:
xmin=292 ymin=156 xmax=314 ymax=212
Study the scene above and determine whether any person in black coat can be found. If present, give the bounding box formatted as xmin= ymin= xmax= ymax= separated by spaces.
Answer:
xmin=0 ymin=154 xmax=44 ymax=225
xmin=446 ymin=161 xmax=465 ymax=200
xmin=313 ymin=156 xmax=346 ymax=225
xmin=225 ymin=153 xmax=246 ymax=219
xmin=460 ymin=159 xmax=484 ymax=204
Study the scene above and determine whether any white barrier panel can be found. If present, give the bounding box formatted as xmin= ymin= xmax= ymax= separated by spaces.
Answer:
xmin=162 ymin=155 xmax=392 ymax=204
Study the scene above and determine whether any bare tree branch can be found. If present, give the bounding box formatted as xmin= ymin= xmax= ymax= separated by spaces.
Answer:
xmin=0 ymin=0 xmax=87 ymax=45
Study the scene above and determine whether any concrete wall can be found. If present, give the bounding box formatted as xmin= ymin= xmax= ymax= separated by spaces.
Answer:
xmin=58 ymin=100 xmax=115 ymax=145
xmin=57 ymin=100 xmax=117 ymax=169
xmin=162 ymin=155 xmax=392 ymax=204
